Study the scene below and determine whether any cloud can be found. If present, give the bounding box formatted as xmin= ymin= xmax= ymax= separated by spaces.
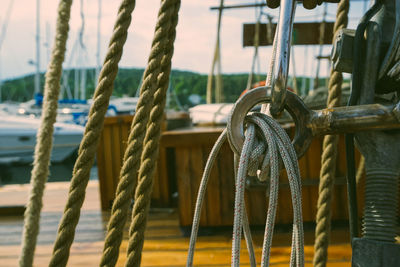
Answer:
xmin=1 ymin=0 xmax=365 ymax=80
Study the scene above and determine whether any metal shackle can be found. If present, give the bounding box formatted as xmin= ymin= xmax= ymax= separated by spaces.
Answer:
xmin=269 ymin=0 xmax=297 ymax=117
xmin=227 ymin=86 xmax=313 ymax=158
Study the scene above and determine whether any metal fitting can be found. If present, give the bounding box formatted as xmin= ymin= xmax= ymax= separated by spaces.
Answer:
xmin=355 ymin=131 xmax=400 ymax=243
xmin=331 ymin=29 xmax=355 ymax=74
xmin=352 ymin=238 xmax=400 ymax=267
xmin=393 ymin=101 xmax=400 ymax=122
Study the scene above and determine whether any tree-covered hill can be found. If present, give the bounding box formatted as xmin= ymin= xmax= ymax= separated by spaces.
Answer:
xmin=1 ymin=68 xmax=315 ymax=109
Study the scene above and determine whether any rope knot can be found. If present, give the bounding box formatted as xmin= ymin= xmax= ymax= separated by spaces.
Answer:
xmin=188 ymin=111 xmax=305 ymax=267
xmin=231 ymin=112 xmax=305 ymax=267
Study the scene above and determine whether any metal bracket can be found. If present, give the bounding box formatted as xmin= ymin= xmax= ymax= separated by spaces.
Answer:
xmin=331 ymin=29 xmax=355 ymax=73
xmin=227 ymin=86 xmax=400 ymax=158
xmin=352 ymin=238 xmax=400 ymax=267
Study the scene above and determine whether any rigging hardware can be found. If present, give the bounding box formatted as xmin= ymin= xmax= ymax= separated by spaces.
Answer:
xmin=228 ymin=86 xmax=400 ymax=158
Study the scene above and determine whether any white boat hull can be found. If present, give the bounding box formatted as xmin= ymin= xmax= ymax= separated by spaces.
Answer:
xmin=0 ymin=115 xmax=84 ymax=164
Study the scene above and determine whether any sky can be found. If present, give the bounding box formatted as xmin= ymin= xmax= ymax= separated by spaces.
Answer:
xmin=0 ymin=0 xmax=367 ymax=81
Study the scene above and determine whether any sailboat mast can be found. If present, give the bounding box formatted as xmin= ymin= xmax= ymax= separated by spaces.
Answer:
xmin=34 ymin=0 xmax=40 ymax=95
xmin=0 ymin=0 xmax=15 ymax=102
xmin=95 ymin=0 xmax=101 ymax=86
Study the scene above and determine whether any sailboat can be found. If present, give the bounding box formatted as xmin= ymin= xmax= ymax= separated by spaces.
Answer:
xmin=0 ymin=0 xmax=84 ymax=164
xmin=0 ymin=111 xmax=84 ymax=164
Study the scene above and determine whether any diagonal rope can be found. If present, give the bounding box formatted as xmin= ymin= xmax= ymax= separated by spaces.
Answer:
xmin=100 ymin=1 xmax=180 ymax=266
xmin=313 ymin=0 xmax=349 ymax=266
xmin=186 ymin=131 xmax=257 ymax=267
xmin=186 ymin=130 xmax=228 ymax=267
xmin=48 ymin=1 xmax=137 ymax=266
xmin=18 ymin=1 xmax=73 ymax=266
xmin=124 ymin=1 xmax=180 ymax=266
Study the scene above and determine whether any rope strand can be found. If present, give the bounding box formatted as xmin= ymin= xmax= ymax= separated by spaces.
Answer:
xmin=125 ymin=1 xmax=181 ymax=266
xmin=19 ymin=1 xmax=73 ymax=266
xmin=48 ymin=1 xmax=136 ymax=266
xmin=100 ymin=1 xmax=179 ymax=266
xmin=313 ymin=0 xmax=349 ymax=266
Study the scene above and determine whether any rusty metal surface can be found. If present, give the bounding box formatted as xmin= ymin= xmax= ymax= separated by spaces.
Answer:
xmin=228 ymin=87 xmax=400 ymax=159
xmin=227 ymin=87 xmax=313 ymax=158
xmin=309 ymin=103 xmax=400 ymax=135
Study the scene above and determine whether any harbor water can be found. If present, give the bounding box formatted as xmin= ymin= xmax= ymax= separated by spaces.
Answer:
xmin=0 ymin=158 xmax=98 ymax=185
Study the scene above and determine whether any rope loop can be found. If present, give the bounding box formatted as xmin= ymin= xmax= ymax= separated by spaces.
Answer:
xmin=188 ymin=111 xmax=305 ymax=267
xmin=232 ymin=113 xmax=305 ymax=267
xmin=227 ymin=86 xmax=313 ymax=159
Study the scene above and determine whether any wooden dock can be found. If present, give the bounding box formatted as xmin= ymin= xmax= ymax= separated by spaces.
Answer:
xmin=0 ymin=180 xmax=352 ymax=266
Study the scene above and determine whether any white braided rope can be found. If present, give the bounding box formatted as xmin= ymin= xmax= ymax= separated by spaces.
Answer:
xmin=186 ymin=129 xmax=257 ymax=267
xmin=232 ymin=112 xmax=304 ymax=267
xmin=231 ymin=123 xmax=256 ymax=266
xmin=186 ymin=129 xmax=227 ymax=267
xmin=187 ymin=112 xmax=304 ymax=267
xmin=234 ymin=153 xmax=258 ymax=267
xmin=252 ymin=113 xmax=304 ymax=267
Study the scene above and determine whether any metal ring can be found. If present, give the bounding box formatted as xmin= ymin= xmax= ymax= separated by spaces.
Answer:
xmin=227 ymin=86 xmax=313 ymax=158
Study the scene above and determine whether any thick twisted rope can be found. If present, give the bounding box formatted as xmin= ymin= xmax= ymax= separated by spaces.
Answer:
xmin=48 ymin=1 xmax=136 ymax=266
xmin=99 ymin=1 xmax=180 ymax=266
xmin=124 ymin=1 xmax=180 ymax=266
xmin=18 ymin=1 xmax=73 ymax=266
xmin=313 ymin=0 xmax=349 ymax=266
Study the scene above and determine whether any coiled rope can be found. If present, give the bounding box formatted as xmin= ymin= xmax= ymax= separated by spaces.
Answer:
xmin=19 ymin=1 xmax=73 ymax=266
xmin=187 ymin=112 xmax=305 ymax=267
xmin=313 ymin=0 xmax=349 ymax=266
xmin=100 ymin=1 xmax=181 ymax=266
xmin=48 ymin=1 xmax=137 ymax=266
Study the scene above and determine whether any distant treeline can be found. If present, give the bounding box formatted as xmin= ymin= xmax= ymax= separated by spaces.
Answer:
xmin=1 ymin=68 xmax=320 ymax=109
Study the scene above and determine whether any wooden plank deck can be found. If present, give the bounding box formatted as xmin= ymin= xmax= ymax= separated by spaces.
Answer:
xmin=0 ymin=181 xmax=352 ymax=266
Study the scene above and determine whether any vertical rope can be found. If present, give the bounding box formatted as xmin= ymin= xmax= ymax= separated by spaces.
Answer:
xmin=48 ymin=1 xmax=136 ymax=266
xmin=18 ymin=1 xmax=73 ymax=266
xmin=100 ymin=1 xmax=179 ymax=266
xmin=124 ymin=1 xmax=180 ymax=266
xmin=313 ymin=0 xmax=349 ymax=266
